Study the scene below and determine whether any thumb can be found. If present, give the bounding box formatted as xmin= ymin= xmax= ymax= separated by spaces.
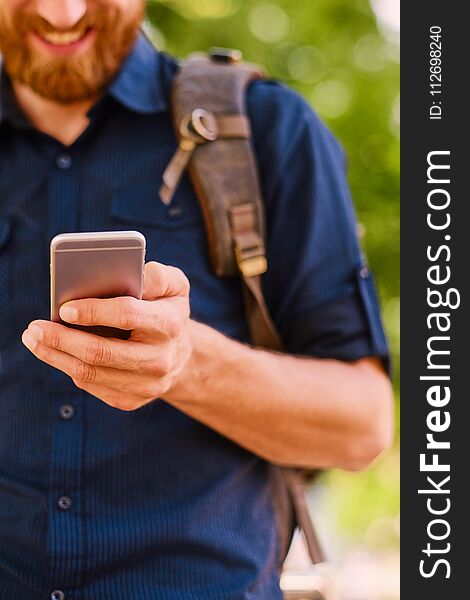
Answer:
xmin=142 ymin=262 xmax=190 ymax=300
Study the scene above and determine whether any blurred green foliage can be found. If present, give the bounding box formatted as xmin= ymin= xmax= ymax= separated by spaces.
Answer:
xmin=145 ymin=0 xmax=399 ymax=545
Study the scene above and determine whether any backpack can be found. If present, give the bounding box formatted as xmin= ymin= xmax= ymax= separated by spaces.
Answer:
xmin=160 ymin=48 xmax=325 ymax=576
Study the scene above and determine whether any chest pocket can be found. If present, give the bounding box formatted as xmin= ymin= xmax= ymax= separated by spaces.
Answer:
xmin=109 ymin=180 xmax=204 ymax=265
xmin=111 ymin=180 xmax=200 ymax=224
xmin=0 ymin=216 xmax=16 ymax=348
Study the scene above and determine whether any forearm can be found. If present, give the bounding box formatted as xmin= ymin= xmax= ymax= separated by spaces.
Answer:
xmin=165 ymin=320 xmax=394 ymax=470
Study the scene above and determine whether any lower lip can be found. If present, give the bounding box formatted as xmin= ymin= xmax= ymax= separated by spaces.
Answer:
xmin=30 ymin=28 xmax=96 ymax=57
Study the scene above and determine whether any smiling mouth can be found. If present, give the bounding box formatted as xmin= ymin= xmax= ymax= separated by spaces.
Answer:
xmin=34 ymin=27 xmax=93 ymax=47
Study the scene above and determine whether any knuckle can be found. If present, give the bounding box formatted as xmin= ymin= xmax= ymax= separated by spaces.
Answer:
xmin=83 ymin=304 xmax=98 ymax=325
xmin=119 ymin=400 xmax=141 ymax=411
xmin=73 ymin=361 xmax=96 ymax=385
xmin=38 ymin=346 xmax=53 ymax=363
xmin=165 ymin=316 xmax=182 ymax=339
xmin=116 ymin=389 xmax=144 ymax=410
xmin=153 ymin=354 xmax=172 ymax=377
xmin=157 ymin=376 xmax=172 ymax=396
xmin=119 ymin=298 xmax=141 ymax=330
xmin=47 ymin=330 xmax=63 ymax=351
xmin=147 ymin=261 xmax=159 ymax=275
xmin=84 ymin=340 xmax=111 ymax=366
xmin=140 ymin=383 xmax=160 ymax=401
xmin=147 ymin=356 xmax=162 ymax=375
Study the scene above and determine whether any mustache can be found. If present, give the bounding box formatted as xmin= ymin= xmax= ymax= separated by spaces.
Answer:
xmin=13 ymin=8 xmax=119 ymax=36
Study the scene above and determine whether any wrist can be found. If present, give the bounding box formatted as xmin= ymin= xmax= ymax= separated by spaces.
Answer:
xmin=164 ymin=320 xmax=246 ymax=405
xmin=163 ymin=320 xmax=215 ymax=403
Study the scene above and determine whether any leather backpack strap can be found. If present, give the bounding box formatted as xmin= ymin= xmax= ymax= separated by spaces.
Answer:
xmin=161 ymin=51 xmax=282 ymax=350
xmin=280 ymin=469 xmax=326 ymax=564
xmin=164 ymin=49 xmax=324 ymax=566
xmin=228 ymin=202 xmax=283 ymax=350
xmin=162 ymin=51 xmax=264 ymax=277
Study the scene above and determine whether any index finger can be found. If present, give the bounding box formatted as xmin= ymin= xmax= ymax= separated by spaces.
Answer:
xmin=26 ymin=319 xmax=154 ymax=371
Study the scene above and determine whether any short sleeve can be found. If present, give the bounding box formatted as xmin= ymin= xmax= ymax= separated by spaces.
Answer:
xmin=246 ymin=80 xmax=390 ymax=374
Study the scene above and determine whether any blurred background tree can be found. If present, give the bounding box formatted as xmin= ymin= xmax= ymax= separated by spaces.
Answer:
xmin=144 ymin=0 xmax=399 ymax=596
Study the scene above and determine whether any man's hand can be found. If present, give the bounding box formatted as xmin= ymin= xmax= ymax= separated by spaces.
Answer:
xmin=21 ymin=260 xmax=392 ymax=470
xmin=22 ymin=262 xmax=193 ymax=410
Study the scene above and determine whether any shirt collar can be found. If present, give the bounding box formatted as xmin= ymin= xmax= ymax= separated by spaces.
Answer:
xmin=0 ymin=32 xmax=168 ymax=126
xmin=108 ymin=31 xmax=168 ymax=114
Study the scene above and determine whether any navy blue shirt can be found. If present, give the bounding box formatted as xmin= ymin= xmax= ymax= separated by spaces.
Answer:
xmin=0 ymin=34 xmax=389 ymax=600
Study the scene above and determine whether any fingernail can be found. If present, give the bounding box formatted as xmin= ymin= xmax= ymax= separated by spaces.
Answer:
xmin=22 ymin=330 xmax=37 ymax=350
xmin=60 ymin=305 xmax=78 ymax=323
xmin=28 ymin=323 xmax=44 ymax=343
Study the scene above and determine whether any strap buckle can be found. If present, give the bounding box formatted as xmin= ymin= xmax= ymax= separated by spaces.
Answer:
xmin=235 ymin=243 xmax=268 ymax=277
xmin=209 ymin=47 xmax=243 ymax=64
xmin=230 ymin=203 xmax=267 ymax=277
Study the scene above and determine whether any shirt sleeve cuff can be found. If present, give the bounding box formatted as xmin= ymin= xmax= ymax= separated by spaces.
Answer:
xmin=280 ymin=267 xmax=391 ymax=376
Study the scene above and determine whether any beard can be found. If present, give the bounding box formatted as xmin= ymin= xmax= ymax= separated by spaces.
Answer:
xmin=0 ymin=3 xmax=145 ymax=103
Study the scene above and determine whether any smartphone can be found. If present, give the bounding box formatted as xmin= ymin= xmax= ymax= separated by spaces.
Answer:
xmin=50 ymin=231 xmax=146 ymax=340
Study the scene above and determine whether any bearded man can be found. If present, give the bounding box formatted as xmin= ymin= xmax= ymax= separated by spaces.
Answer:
xmin=0 ymin=1 xmax=393 ymax=599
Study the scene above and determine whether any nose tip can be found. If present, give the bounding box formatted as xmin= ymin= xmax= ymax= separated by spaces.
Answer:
xmin=36 ymin=0 xmax=87 ymax=30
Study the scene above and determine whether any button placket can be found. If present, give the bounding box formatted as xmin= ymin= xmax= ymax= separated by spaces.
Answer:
xmin=47 ymin=155 xmax=84 ymax=584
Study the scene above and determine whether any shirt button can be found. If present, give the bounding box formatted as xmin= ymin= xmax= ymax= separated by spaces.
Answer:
xmin=51 ymin=591 xmax=66 ymax=600
xmin=59 ymin=404 xmax=75 ymax=420
xmin=56 ymin=154 xmax=72 ymax=170
xmin=360 ymin=265 xmax=369 ymax=278
xmin=58 ymin=496 xmax=72 ymax=511
xmin=168 ymin=205 xmax=183 ymax=219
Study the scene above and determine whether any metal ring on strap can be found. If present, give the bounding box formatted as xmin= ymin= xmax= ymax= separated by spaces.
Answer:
xmin=179 ymin=108 xmax=219 ymax=143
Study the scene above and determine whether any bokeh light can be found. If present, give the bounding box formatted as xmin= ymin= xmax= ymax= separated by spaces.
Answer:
xmin=249 ymin=4 xmax=290 ymax=43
